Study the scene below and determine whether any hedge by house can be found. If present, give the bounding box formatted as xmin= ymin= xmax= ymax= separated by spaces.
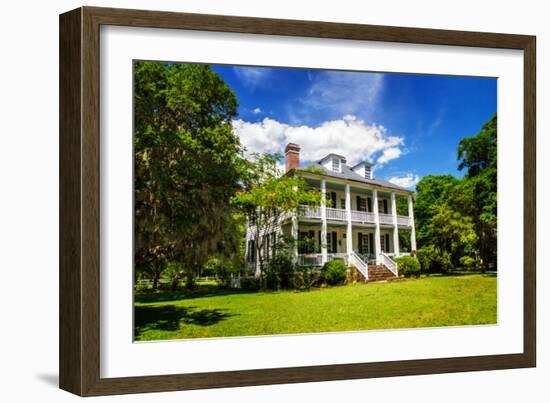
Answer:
xmin=395 ymin=256 xmax=421 ymax=278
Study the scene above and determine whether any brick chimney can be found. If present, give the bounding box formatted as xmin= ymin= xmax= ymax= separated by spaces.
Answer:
xmin=285 ymin=143 xmax=300 ymax=172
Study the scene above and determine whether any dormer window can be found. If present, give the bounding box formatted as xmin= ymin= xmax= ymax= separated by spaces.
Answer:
xmin=332 ymin=158 xmax=341 ymax=172
xmin=364 ymin=165 xmax=372 ymax=179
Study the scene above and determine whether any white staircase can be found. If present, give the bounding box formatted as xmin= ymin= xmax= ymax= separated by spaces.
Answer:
xmin=348 ymin=251 xmax=369 ymax=281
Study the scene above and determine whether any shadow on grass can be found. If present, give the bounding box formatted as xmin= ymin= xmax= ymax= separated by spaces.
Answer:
xmin=135 ymin=283 xmax=257 ymax=303
xmin=134 ymin=304 xmax=237 ymax=336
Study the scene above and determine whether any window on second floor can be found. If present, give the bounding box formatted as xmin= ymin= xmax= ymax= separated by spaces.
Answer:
xmin=332 ymin=158 xmax=341 ymax=172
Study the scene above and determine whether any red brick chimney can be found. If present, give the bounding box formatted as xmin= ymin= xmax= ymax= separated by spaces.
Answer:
xmin=285 ymin=143 xmax=300 ymax=172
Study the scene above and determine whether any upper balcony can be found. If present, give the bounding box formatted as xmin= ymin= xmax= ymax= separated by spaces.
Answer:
xmin=298 ymin=205 xmax=412 ymax=227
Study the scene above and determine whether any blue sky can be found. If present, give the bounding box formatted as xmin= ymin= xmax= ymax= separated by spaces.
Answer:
xmin=211 ymin=64 xmax=497 ymax=188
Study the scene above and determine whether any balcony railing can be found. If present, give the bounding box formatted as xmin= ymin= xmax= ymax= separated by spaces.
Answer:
xmin=298 ymin=205 xmax=321 ymax=219
xmin=298 ymin=205 xmax=410 ymax=226
xmin=397 ymin=216 xmax=411 ymax=226
xmin=350 ymin=210 xmax=376 ymax=223
xmin=326 ymin=207 xmax=347 ymax=221
xmin=379 ymin=213 xmax=394 ymax=225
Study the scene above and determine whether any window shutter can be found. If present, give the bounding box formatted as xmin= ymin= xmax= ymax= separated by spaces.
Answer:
xmin=367 ymin=197 xmax=372 ymax=212
xmin=369 ymin=233 xmax=374 ymax=254
xmin=385 ymin=234 xmax=390 ymax=252
xmin=358 ymin=232 xmax=363 ymax=254
xmin=383 ymin=199 xmax=388 ymax=214
xmin=356 ymin=196 xmax=361 ymax=211
xmin=332 ymin=232 xmax=337 ymax=253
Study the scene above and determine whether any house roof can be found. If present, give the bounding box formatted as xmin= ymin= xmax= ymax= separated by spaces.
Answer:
xmin=317 ymin=153 xmax=347 ymax=164
xmin=351 ymin=161 xmax=374 ymax=169
xmin=302 ymin=160 xmax=413 ymax=193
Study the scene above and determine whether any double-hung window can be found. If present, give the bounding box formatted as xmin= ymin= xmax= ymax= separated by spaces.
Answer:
xmin=332 ymin=158 xmax=340 ymax=172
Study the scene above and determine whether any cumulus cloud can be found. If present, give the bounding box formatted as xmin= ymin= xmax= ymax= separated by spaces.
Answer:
xmin=387 ymin=173 xmax=421 ymax=189
xmin=252 ymin=107 xmax=263 ymax=115
xmin=232 ymin=67 xmax=271 ymax=88
xmin=293 ymin=71 xmax=384 ymax=123
xmin=232 ymin=115 xmax=404 ymax=166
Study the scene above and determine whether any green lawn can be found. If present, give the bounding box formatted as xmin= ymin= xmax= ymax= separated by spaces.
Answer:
xmin=134 ymin=274 xmax=497 ymax=341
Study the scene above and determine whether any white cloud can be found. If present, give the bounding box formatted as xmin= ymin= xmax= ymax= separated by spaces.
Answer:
xmin=232 ymin=67 xmax=271 ymax=88
xmin=232 ymin=115 xmax=404 ymax=166
xmin=252 ymin=107 xmax=262 ymax=115
xmin=387 ymin=173 xmax=421 ymax=189
xmin=294 ymin=71 xmax=384 ymax=122
xmin=377 ymin=147 xmax=402 ymax=164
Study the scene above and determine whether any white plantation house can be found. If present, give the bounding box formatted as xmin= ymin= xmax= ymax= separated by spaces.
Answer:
xmin=244 ymin=143 xmax=417 ymax=281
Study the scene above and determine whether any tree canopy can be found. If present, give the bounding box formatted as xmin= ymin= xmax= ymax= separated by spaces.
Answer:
xmin=134 ymin=62 xmax=248 ymax=288
xmin=415 ymin=113 xmax=497 ymax=272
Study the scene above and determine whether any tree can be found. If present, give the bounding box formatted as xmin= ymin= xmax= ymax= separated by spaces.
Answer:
xmin=134 ymin=62 xmax=248 ymax=288
xmin=231 ymin=154 xmax=322 ymax=275
xmin=457 ymin=113 xmax=497 ymax=270
xmin=413 ymin=113 xmax=497 ymax=272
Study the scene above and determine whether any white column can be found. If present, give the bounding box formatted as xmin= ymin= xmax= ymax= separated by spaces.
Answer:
xmin=345 ymin=184 xmax=353 ymax=259
xmin=408 ymin=194 xmax=417 ymax=253
xmin=320 ymin=180 xmax=328 ymax=264
xmin=391 ymin=192 xmax=400 ymax=257
xmin=373 ymin=189 xmax=381 ymax=264
xmin=291 ymin=212 xmax=298 ymax=262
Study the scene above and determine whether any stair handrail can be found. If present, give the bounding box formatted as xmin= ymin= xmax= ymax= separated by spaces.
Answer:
xmin=350 ymin=251 xmax=369 ymax=281
xmin=380 ymin=252 xmax=399 ymax=277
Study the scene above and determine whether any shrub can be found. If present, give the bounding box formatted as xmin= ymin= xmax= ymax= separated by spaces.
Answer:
xmin=203 ymin=257 xmax=238 ymax=287
xmin=321 ymin=259 xmax=347 ymax=286
xmin=264 ymin=251 xmax=296 ymax=290
xmin=293 ymin=266 xmax=321 ymax=290
xmin=395 ymin=256 xmax=421 ymax=278
xmin=416 ymin=245 xmax=453 ymax=274
xmin=239 ymin=276 xmax=261 ymax=291
xmin=459 ymin=255 xmax=476 ymax=270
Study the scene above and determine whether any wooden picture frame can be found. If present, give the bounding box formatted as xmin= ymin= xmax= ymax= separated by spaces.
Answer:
xmin=59 ymin=6 xmax=536 ymax=396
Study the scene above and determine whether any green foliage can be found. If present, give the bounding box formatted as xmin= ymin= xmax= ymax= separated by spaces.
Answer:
xmin=203 ymin=257 xmax=239 ymax=287
xmin=239 ymin=277 xmax=261 ymax=291
xmin=321 ymin=260 xmax=347 ymax=286
xmin=416 ymin=245 xmax=453 ymax=274
xmin=414 ymin=113 xmax=497 ymax=272
xmin=264 ymin=251 xmax=296 ymax=290
xmin=231 ymin=153 xmax=322 ymax=273
xmin=394 ymin=256 xmax=420 ymax=278
xmin=459 ymin=255 xmax=477 ymax=270
xmin=293 ymin=267 xmax=321 ymax=291
xmin=134 ymin=61 xmax=248 ymax=287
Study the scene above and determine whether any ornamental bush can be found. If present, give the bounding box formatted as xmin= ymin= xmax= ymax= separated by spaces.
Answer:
xmin=264 ymin=251 xmax=296 ymax=290
xmin=395 ymin=255 xmax=421 ymax=278
xmin=416 ymin=245 xmax=453 ymax=274
xmin=321 ymin=259 xmax=347 ymax=286
xmin=293 ymin=266 xmax=321 ymax=291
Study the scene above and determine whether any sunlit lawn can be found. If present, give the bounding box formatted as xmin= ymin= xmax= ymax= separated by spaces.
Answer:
xmin=134 ymin=274 xmax=497 ymax=341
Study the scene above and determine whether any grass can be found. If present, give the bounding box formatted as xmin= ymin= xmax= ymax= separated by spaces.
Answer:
xmin=134 ymin=274 xmax=497 ymax=341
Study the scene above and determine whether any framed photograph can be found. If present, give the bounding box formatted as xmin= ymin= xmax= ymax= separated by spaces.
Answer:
xmin=59 ymin=6 xmax=536 ymax=396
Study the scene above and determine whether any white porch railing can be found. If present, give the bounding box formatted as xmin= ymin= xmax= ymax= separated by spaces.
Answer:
xmin=298 ymin=205 xmax=411 ymax=228
xmin=326 ymin=207 xmax=347 ymax=221
xmin=297 ymin=254 xmax=323 ymax=266
xmin=298 ymin=205 xmax=321 ymax=219
xmin=397 ymin=215 xmax=411 ymax=226
xmin=380 ymin=252 xmax=399 ymax=277
xmin=379 ymin=213 xmax=394 ymax=225
xmin=350 ymin=210 xmax=376 ymax=223
xmin=348 ymin=251 xmax=369 ymax=280
xmin=297 ymin=253 xmax=347 ymax=267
